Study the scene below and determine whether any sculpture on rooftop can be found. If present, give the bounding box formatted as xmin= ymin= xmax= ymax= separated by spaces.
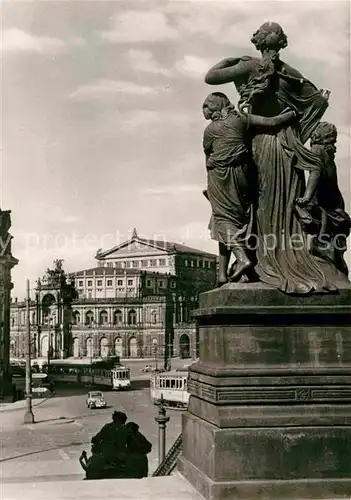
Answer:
xmin=203 ymin=21 xmax=350 ymax=294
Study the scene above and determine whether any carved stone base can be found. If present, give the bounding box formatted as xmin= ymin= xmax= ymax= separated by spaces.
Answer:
xmin=179 ymin=283 xmax=351 ymax=500
xmin=178 ymin=454 xmax=351 ymax=500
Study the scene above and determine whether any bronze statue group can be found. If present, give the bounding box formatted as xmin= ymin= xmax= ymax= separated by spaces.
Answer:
xmin=202 ymin=21 xmax=351 ymax=295
xmin=79 ymin=411 xmax=152 ymax=480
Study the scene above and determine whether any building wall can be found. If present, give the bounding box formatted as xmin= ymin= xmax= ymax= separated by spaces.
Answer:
xmin=10 ymin=240 xmax=216 ymax=363
xmin=0 ymin=240 xmax=18 ymax=396
xmin=10 ymin=298 xmax=197 ymax=361
xmin=98 ymin=252 xmax=176 ymax=275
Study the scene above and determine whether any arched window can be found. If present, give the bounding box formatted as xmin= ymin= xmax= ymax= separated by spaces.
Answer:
xmin=179 ymin=334 xmax=190 ymax=359
xmin=99 ymin=310 xmax=108 ymax=325
xmin=100 ymin=338 xmax=109 ymax=358
xmin=113 ymin=309 xmax=123 ymax=325
xmin=129 ymin=337 xmax=137 ymax=357
xmin=151 ymin=311 xmax=158 ymax=324
xmin=72 ymin=311 xmax=80 ymax=325
xmin=86 ymin=338 xmax=93 ymax=358
xmin=127 ymin=309 xmax=137 ymax=325
xmin=114 ymin=337 xmax=123 ymax=357
xmin=152 ymin=338 xmax=158 ymax=354
xmin=10 ymin=340 xmax=16 ymax=356
xmin=85 ymin=310 xmax=94 ymax=326
xmin=41 ymin=293 xmax=56 ymax=321
xmin=73 ymin=338 xmax=80 ymax=358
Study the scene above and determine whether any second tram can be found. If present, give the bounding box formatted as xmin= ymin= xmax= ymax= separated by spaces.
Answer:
xmin=150 ymin=370 xmax=190 ymax=409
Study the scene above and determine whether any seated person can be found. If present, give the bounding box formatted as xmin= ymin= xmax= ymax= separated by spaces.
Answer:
xmin=91 ymin=411 xmax=129 ymax=477
xmin=79 ymin=443 xmax=104 ymax=480
xmin=126 ymin=422 xmax=152 ymax=478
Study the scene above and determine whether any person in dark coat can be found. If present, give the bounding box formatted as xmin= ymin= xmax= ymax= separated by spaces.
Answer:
xmin=126 ymin=422 xmax=152 ymax=478
xmin=91 ymin=411 xmax=129 ymax=477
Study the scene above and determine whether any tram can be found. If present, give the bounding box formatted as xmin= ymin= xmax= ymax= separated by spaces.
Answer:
xmin=150 ymin=370 xmax=190 ymax=409
xmin=48 ymin=357 xmax=131 ymax=390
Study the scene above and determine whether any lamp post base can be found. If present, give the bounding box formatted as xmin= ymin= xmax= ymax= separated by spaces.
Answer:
xmin=23 ymin=410 xmax=35 ymax=424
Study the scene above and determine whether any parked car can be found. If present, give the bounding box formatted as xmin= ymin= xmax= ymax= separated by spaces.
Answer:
xmin=86 ymin=391 xmax=107 ymax=409
xmin=141 ymin=365 xmax=164 ymax=373
xmin=141 ymin=365 xmax=152 ymax=372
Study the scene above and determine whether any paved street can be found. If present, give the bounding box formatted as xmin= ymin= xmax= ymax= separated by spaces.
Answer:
xmin=0 ymin=372 xmax=185 ymax=483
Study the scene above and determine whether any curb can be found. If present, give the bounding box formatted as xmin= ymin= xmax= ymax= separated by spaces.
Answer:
xmin=0 ymin=396 xmax=53 ymax=413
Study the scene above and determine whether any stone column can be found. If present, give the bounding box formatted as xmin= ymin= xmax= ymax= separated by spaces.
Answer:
xmin=178 ymin=283 xmax=351 ymax=500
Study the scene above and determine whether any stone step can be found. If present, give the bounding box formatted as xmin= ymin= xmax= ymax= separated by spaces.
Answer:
xmin=0 ymin=456 xmax=161 ymax=480
xmin=0 ymin=458 xmax=83 ymax=480
xmin=1 ymin=474 xmax=205 ymax=500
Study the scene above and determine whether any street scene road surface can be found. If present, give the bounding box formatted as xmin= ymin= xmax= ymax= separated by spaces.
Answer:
xmin=0 ymin=360 xmax=188 ymax=484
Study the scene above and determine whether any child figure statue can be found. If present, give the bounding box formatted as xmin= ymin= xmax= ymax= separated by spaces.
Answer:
xmin=296 ymin=121 xmax=351 ymax=276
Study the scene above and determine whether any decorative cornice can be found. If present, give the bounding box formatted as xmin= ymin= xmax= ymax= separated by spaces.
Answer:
xmin=188 ymin=379 xmax=351 ymax=404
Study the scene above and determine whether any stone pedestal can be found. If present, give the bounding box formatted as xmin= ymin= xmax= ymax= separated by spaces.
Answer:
xmin=178 ymin=283 xmax=351 ymax=500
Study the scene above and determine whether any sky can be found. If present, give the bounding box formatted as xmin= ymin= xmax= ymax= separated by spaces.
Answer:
xmin=1 ymin=0 xmax=350 ymax=299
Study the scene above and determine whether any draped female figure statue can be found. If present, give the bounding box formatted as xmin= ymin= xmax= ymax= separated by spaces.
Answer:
xmin=202 ymin=92 xmax=296 ymax=286
xmin=205 ymin=21 xmax=350 ymax=294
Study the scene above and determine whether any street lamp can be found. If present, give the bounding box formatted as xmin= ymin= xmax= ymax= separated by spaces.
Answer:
xmin=23 ymin=279 xmax=34 ymax=424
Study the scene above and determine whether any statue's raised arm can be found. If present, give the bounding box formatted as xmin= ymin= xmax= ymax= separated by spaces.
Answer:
xmin=205 ymin=57 xmax=255 ymax=86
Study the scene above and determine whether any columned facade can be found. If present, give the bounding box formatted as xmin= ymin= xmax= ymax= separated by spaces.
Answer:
xmin=10 ymin=230 xmax=216 ymax=364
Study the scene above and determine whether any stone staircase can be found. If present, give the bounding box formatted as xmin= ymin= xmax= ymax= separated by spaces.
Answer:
xmin=1 ymin=453 xmax=204 ymax=500
xmin=1 ymin=474 xmax=204 ymax=500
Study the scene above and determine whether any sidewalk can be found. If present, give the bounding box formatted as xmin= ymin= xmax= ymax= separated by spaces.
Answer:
xmin=0 ymin=396 xmax=78 ymax=432
xmin=0 ymin=396 xmax=54 ymax=413
xmin=1 ymin=458 xmax=84 ymax=483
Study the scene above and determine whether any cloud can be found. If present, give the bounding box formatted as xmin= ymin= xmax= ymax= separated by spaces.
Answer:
xmin=98 ymin=109 xmax=193 ymax=134
xmin=2 ymin=29 xmax=66 ymax=54
xmin=122 ymin=110 xmax=164 ymax=131
xmin=127 ymin=50 xmax=211 ymax=80
xmin=69 ymin=79 xmax=159 ymax=100
xmin=163 ymin=1 xmax=349 ymax=69
xmin=101 ymin=11 xmax=178 ymax=43
xmin=142 ymin=184 xmax=203 ymax=197
xmin=175 ymin=55 xmax=214 ymax=79
xmin=128 ymin=49 xmax=170 ymax=76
